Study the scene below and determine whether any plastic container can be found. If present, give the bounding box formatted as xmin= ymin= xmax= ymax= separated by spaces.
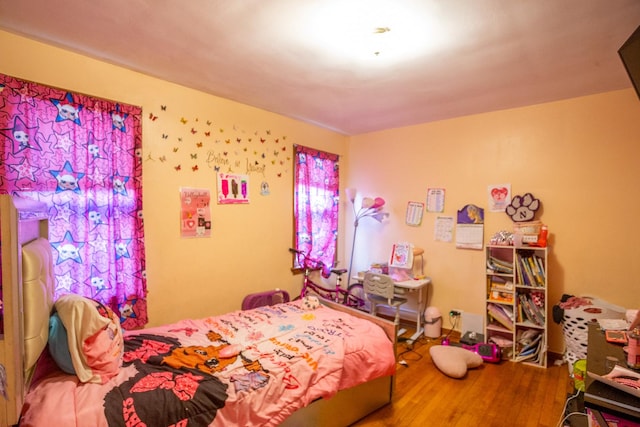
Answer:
xmin=424 ymin=306 xmax=442 ymax=338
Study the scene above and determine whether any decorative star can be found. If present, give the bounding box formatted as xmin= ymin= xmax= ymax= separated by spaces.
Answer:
xmin=50 ymin=161 xmax=85 ymax=193
xmin=110 ymin=104 xmax=129 ymax=132
xmin=50 ymin=92 xmax=83 ymax=124
xmin=51 ymin=231 xmax=85 ymax=264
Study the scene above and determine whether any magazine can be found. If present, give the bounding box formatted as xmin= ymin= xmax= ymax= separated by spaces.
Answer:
xmin=587 ymin=365 xmax=640 ymax=398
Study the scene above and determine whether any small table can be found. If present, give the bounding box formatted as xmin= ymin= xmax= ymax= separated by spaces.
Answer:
xmin=584 ymin=322 xmax=640 ymax=423
xmin=354 ymin=275 xmax=432 ymax=345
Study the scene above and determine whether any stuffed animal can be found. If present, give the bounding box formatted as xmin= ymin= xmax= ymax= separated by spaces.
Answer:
xmin=301 ymin=295 xmax=320 ymax=310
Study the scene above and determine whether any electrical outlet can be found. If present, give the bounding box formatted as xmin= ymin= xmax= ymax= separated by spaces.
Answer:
xmin=450 ymin=309 xmax=462 ymax=317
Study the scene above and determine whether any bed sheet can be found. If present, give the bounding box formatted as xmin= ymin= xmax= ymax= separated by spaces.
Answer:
xmin=20 ymin=300 xmax=395 ymax=427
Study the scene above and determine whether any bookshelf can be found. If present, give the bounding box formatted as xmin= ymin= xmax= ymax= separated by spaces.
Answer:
xmin=485 ymin=244 xmax=548 ymax=368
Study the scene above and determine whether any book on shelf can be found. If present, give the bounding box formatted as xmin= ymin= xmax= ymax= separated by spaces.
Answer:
xmin=516 ymin=253 xmax=545 ymax=287
xmin=487 ymin=256 xmax=514 ymax=274
xmin=487 ymin=303 xmax=514 ymax=331
xmin=514 ymin=332 xmax=543 ymax=363
xmin=488 ymin=276 xmax=514 ymax=291
xmin=518 ymin=294 xmax=544 ymax=326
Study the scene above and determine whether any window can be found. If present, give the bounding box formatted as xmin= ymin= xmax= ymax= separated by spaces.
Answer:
xmin=0 ymin=74 xmax=147 ymax=329
xmin=293 ymin=145 xmax=340 ymax=268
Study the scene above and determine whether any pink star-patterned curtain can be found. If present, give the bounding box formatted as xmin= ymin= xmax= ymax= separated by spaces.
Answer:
xmin=293 ymin=145 xmax=339 ymax=268
xmin=0 ymin=74 xmax=147 ymax=329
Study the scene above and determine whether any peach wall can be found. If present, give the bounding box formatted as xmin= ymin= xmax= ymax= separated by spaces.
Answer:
xmin=3 ymin=29 xmax=640 ymax=355
xmin=347 ymin=90 xmax=640 ymax=353
xmin=0 ymin=30 xmax=348 ymax=326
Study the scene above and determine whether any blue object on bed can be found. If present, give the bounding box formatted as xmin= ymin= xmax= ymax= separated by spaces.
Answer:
xmin=48 ymin=312 xmax=76 ymax=374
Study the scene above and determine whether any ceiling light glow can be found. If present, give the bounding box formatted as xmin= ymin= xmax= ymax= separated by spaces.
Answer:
xmin=290 ymin=1 xmax=443 ymax=66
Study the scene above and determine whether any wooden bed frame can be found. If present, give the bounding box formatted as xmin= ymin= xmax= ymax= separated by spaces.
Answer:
xmin=0 ymin=194 xmax=396 ymax=426
xmin=0 ymin=195 xmax=49 ymax=426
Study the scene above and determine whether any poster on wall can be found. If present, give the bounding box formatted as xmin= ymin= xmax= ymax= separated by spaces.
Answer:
xmin=217 ymin=172 xmax=250 ymax=204
xmin=488 ymin=184 xmax=511 ymax=212
xmin=180 ymin=187 xmax=212 ymax=238
xmin=434 ymin=215 xmax=454 ymax=242
xmin=405 ymin=201 xmax=425 ymax=226
xmin=426 ymin=188 xmax=445 ymax=212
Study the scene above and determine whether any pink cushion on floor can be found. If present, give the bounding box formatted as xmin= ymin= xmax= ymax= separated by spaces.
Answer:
xmin=429 ymin=345 xmax=483 ymax=378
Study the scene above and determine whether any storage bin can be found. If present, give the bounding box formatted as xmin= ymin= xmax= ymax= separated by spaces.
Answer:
xmin=562 ymin=296 xmax=625 ymax=371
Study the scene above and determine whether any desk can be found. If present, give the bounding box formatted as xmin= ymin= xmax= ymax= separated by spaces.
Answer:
xmin=354 ymin=275 xmax=431 ymax=345
xmin=585 ymin=322 xmax=640 ymax=423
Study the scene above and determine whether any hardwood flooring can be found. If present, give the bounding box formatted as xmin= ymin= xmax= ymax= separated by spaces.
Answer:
xmin=351 ymin=331 xmax=575 ymax=427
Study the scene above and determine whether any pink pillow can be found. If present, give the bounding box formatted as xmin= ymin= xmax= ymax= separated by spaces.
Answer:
xmin=429 ymin=345 xmax=483 ymax=378
xmin=54 ymin=295 xmax=123 ymax=384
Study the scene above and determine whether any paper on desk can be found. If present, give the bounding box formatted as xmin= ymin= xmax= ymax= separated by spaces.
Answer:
xmin=598 ymin=319 xmax=630 ymax=330
xmin=588 ymin=365 xmax=640 ymax=398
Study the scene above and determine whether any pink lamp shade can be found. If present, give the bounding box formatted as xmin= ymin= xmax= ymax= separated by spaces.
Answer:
xmin=361 ymin=197 xmax=374 ymax=209
xmin=371 ymin=197 xmax=385 ymax=209
xmin=345 ymin=188 xmax=357 ymax=203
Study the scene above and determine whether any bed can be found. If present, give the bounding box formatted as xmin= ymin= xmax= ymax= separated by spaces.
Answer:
xmin=0 ymin=194 xmax=397 ymax=427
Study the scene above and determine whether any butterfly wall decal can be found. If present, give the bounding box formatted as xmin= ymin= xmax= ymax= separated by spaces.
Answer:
xmin=191 ymin=128 xmax=197 ymax=134
xmin=180 ymin=117 xmax=188 ymax=124
xmin=196 ymin=142 xmax=203 ymax=148
xmin=206 ymin=120 xmax=212 ymax=126
xmin=173 ymin=147 xmax=179 ymax=152
xmin=162 ymin=134 xmax=168 ymax=139
xmin=204 ymin=131 xmax=210 ymax=137
xmin=149 ymin=113 xmax=158 ymax=121
xmin=192 ymin=165 xmax=199 ymax=171
xmin=174 ymin=165 xmax=181 ymax=171
xmin=190 ymin=153 xmax=197 ymax=159
xmin=160 ymin=105 xmax=167 ymax=111
xmin=159 ymin=156 xmax=167 ymax=162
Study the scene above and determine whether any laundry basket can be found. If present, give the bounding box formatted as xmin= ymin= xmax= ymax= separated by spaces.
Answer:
xmin=562 ymin=296 xmax=625 ymax=371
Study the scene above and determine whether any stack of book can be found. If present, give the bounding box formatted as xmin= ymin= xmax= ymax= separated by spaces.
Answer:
xmin=516 ymin=252 xmax=545 ymax=287
xmin=487 ymin=255 xmax=514 ymax=274
xmin=517 ymin=292 xmax=545 ymax=326
xmin=487 ymin=276 xmax=514 ymax=303
xmin=515 ymin=330 xmax=544 ymax=363
xmin=487 ymin=303 xmax=515 ymax=331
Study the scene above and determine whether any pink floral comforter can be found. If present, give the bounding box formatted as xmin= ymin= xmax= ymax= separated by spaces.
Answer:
xmin=20 ymin=301 xmax=395 ymax=427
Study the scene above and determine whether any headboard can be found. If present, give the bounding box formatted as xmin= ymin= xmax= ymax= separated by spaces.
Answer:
xmin=0 ymin=195 xmax=50 ymax=426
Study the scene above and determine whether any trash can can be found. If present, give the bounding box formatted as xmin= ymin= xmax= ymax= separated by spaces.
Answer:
xmin=424 ymin=306 xmax=442 ymax=338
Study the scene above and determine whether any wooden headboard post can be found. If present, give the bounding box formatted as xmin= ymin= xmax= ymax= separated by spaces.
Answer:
xmin=0 ymin=195 xmax=50 ymax=426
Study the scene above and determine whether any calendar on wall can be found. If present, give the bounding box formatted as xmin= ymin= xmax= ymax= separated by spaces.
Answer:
xmin=455 ymin=204 xmax=484 ymax=250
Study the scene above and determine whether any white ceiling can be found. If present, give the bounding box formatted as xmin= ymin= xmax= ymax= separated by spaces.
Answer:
xmin=1 ymin=0 xmax=639 ymax=135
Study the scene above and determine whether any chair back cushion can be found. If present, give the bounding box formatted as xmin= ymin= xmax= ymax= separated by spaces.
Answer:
xmin=363 ymin=272 xmax=396 ymax=299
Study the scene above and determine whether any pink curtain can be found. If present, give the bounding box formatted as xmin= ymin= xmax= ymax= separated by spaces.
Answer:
xmin=0 ymin=74 xmax=147 ymax=329
xmin=293 ymin=145 xmax=339 ymax=268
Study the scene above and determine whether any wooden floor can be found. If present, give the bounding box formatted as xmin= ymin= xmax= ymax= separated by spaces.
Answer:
xmin=351 ymin=331 xmax=575 ymax=427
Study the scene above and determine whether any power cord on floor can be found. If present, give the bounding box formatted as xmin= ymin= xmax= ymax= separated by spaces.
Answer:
xmin=396 ymin=313 xmax=460 ymax=366
xmin=441 ymin=311 xmax=460 ymax=343
xmin=556 ymin=388 xmax=587 ymax=427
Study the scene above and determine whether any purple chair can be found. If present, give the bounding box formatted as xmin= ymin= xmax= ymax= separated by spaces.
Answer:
xmin=241 ymin=289 xmax=290 ymax=310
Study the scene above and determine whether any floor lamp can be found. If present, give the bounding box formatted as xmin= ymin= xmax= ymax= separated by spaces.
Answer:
xmin=346 ymin=188 xmax=389 ymax=284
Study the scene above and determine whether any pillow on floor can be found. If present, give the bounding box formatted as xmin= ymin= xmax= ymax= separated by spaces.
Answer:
xmin=429 ymin=345 xmax=483 ymax=378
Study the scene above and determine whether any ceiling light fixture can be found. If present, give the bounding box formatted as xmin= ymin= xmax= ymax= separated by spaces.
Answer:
xmin=288 ymin=1 xmax=443 ymax=67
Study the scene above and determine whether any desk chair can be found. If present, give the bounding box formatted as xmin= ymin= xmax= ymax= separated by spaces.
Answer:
xmin=363 ymin=272 xmax=408 ymax=326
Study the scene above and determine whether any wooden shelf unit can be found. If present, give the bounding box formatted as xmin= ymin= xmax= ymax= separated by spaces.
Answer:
xmin=485 ymin=244 xmax=548 ymax=368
